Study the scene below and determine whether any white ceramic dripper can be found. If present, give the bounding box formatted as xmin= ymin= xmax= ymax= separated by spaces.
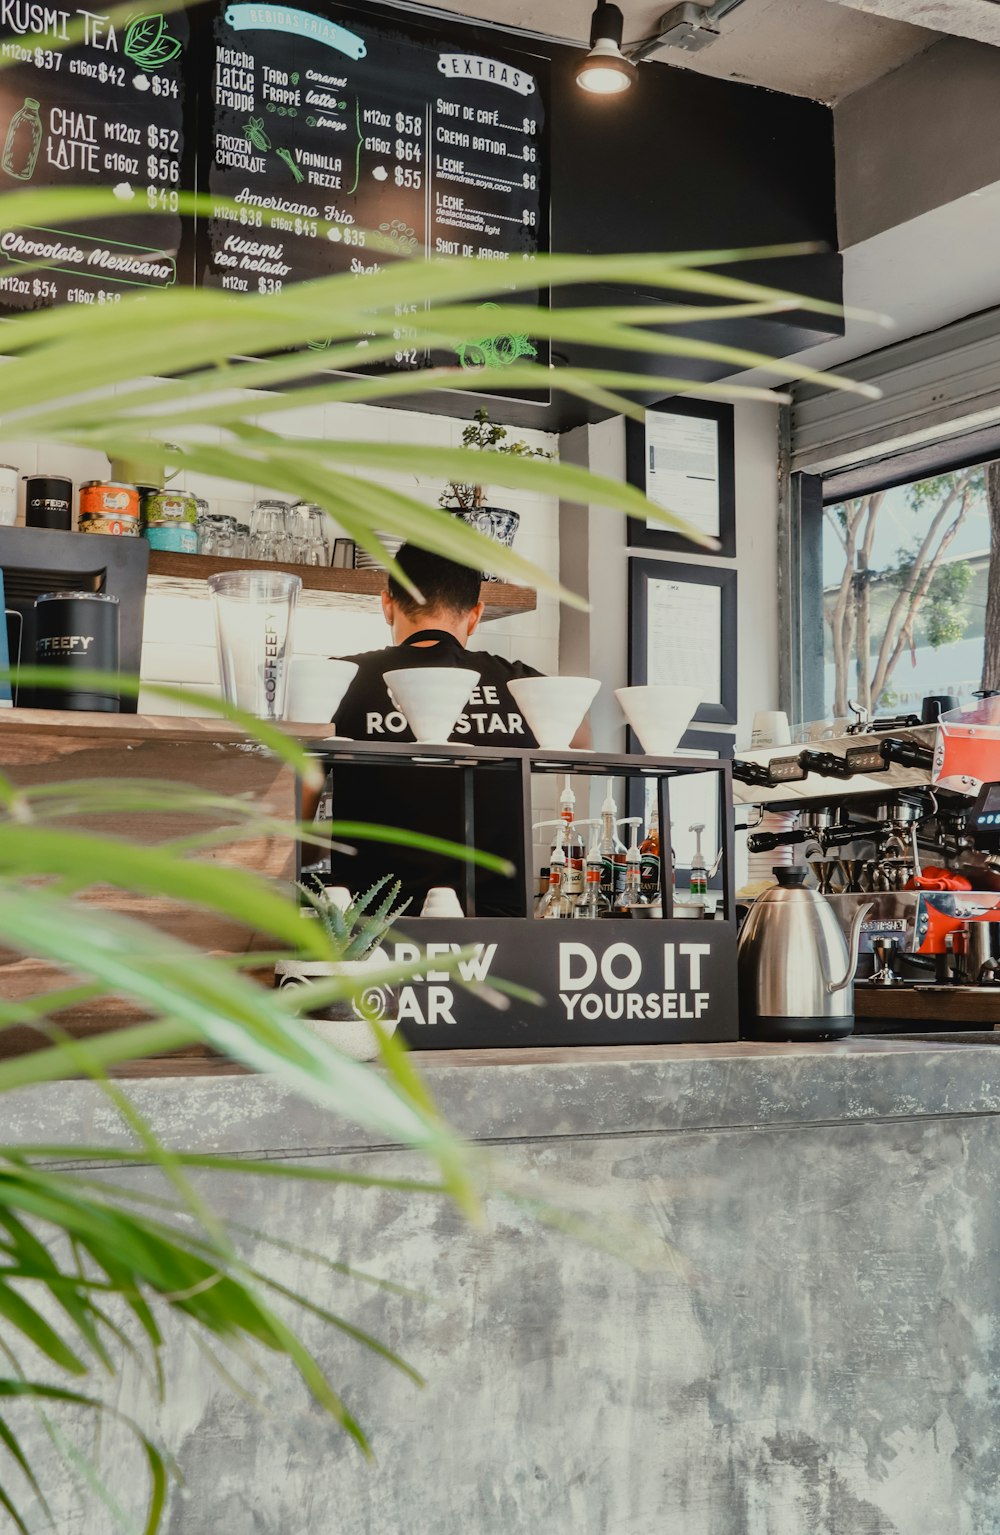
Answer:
xmin=383 ymin=667 xmax=480 ymax=743
xmin=508 ymin=675 xmax=600 ymax=749
xmin=614 ymin=684 xmax=701 ymax=755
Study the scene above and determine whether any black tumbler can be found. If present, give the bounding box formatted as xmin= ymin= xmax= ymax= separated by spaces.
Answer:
xmin=33 ymin=591 xmax=120 ymax=712
xmin=920 ymin=694 xmax=959 ymax=723
xmin=24 ymin=475 xmax=72 ymax=530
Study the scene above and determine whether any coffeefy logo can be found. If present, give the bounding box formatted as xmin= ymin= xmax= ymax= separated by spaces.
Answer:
xmin=559 ymin=941 xmax=711 ymax=1022
xmin=392 ymin=940 xmax=498 ymax=1026
xmin=263 ymin=614 xmax=280 ymax=710
xmin=36 ymin=634 xmax=94 ymax=653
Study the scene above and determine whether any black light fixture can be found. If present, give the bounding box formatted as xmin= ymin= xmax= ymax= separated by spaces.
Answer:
xmin=576 ymin=0 xmax=750 ymax=96
xmin=575 ymin=3 xmax=637 ymax=95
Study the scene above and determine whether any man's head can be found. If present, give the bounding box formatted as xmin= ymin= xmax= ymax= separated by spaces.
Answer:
xmin=382 ymin=544 xmax=484 ymax=645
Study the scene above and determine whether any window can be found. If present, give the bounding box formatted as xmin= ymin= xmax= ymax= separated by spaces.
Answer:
xmin=818 ymin=461 xmax=999 ymax=722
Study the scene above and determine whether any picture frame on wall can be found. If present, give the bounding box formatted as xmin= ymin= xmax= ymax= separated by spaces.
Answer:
xmin=628 ymin=558 xmax=737 ymax=726
xmin=625 ymin=397 xmax=736 ymax=558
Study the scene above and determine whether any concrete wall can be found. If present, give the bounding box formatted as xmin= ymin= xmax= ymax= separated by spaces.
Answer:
xmin=835 ymin=37 xmax=1000 ymax=249
xmin=6 ymin=1039 xmax=1000 ymax=1534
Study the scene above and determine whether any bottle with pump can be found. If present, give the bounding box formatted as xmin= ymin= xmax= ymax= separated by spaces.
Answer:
xmin=535 ymin=821 xmax=575 ymax=918
xmin=640 ymin=807 xmax=660 ymax=900
xmin=599 ymin=788 xmax=627 ymax=904
xmin=573 ymin=822 xmax=610 ymax=919
xmin=689 ymin=822 xmax=708 ymax=900
xmin=557 ymin=776 xmax=585 ymax=898
xmin=614 ymin=818 xmax=646 ymax=912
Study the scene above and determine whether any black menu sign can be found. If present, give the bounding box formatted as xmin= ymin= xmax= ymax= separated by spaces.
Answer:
xmin=205 ymin=0 xmax=548 ymax=369
xmin=0 ymin=1 xmax=188 ymax=309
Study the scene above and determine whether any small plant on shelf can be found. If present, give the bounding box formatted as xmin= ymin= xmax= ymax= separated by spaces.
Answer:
xmin=439 ymin=407 xmax=552 ymax=512
xmin=298 ymin=874 xmax=411 ymax=960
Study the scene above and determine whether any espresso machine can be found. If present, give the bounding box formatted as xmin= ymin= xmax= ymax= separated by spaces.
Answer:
xmin=733 ymin=704 xmax=1000 ymax=1033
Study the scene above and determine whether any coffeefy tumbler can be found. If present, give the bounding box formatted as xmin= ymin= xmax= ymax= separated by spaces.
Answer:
xmin=34 ymin=590 xmax=120 ymax=712
xmin=208 ymin=570 xmax=301 ymax=720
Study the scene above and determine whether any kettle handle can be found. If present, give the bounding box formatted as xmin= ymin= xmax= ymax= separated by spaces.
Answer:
xmin=827 ymin=900 xmax=874 ymax=994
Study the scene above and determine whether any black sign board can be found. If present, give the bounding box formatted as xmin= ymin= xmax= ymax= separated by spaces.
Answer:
xmin=202 ymin=0 xmax=548 ymax=372
xmin=392 ymin=917 xmax=738 ymax=1049
xmin=0 ymin=1 xmax=189 ymax=309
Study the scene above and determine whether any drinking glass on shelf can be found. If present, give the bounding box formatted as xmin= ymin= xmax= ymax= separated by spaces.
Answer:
xmin=249 ymin=499 xmax=290 ymax=561
xmin=196 ymin=504 xmax=217 ymax=555
xmin=212 ymin=515 xmax=237 ymax=558
xmin=231 ymin=521 xmax=249 ymax=558
xmin=197 ymin=515 xmax=216 ymax=556
xmin=287 ymin=501 xmax=329 ymax=566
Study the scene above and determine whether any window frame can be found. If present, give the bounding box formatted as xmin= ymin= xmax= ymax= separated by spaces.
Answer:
xmin=786 ymin=439 xmax=1000 ymax=725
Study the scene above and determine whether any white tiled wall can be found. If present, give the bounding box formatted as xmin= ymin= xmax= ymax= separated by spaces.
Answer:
xmin=2 ymin=391 xmax=559 ymax=714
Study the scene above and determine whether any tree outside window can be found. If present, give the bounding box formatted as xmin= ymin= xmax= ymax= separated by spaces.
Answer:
xmin=821 ymin=464 xmax=1000 ymax=719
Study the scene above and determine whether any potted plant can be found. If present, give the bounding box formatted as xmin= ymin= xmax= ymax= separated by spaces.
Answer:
xmin=439 ymin=407 xmax=553 ymax=576
xmin=276 ymin=876 xmax=411 ymax=1059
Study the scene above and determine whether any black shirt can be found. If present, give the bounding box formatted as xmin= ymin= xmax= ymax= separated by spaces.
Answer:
xmin=329 ymin=630 xmax=541 ymax=915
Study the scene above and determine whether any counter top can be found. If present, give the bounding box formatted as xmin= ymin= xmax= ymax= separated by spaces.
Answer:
xmin=7 ymin=1037 xmax=1000 ymax=1162
xmin=20 ymin=1052 xmax=999 ymax=1533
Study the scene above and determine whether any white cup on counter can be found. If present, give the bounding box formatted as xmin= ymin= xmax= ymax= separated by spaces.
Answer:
xmin=420 ymin=886 xmax=465 ymax=918
xmin=749 ymin=710 xmax=792 ymax=749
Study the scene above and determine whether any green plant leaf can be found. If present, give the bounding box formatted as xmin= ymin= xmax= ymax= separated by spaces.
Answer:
xmin=0 ymin=1278 xmax=88 ymax=1374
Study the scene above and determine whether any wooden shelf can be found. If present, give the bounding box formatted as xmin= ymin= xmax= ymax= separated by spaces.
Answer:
xmin=856 ymin=986 xmax=1000 ymax=1027
xmin=146 ymin=551 xmax=536 ymax=622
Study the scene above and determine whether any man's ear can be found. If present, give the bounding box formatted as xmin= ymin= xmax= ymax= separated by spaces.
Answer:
xmin=381 ymin=590 xmax=394 ymax=627
xmin=465 ymin=601 xmax=485 ymax=639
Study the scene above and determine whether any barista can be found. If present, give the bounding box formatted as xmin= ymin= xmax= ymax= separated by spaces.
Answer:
xmin=319 ymin=544 xmax=543 ymax=915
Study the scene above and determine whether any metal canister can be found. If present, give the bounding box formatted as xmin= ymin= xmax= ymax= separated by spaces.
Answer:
xmin=77 ymin=512 xmax=141 ymax=537
xmin=142 ymin=488 xmax=197 ymax=527
xmin=79 ymin=480 xmax=140 ymax=520
xmin=144 ymin=523 xmax=198 ymax=553
xmin=0 ymin=465 xmax=18 ymax=527
xmin=24 ymin=475 xmax=72 ymax=531
xmin=33 ymin=591 xmax=120 ymax=712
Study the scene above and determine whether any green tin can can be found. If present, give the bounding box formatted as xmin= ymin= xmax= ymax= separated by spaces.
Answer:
xmin=142 ymin=489 xmax=198 ymax=528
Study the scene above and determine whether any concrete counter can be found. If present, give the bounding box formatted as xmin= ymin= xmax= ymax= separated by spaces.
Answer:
xmin=11 ymin=1040 xmax=1000 ymax=1534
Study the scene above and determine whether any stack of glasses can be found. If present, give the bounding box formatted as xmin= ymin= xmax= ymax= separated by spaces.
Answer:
xmin=196 ymin=499 xmax=333 ymax=566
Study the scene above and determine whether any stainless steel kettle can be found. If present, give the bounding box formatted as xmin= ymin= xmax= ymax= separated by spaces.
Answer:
xmin=737 ymin=867 xmax=872 ymax=1040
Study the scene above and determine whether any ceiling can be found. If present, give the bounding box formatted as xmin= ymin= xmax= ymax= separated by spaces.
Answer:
xmin=414 ymin=0 xmax=941 ymax=103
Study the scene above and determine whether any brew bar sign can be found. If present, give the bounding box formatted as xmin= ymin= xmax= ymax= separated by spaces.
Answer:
xmin=392 ymin=919 xmax=739 ymax=1048
xmin=207 ymin=0 xmax=548 ymax=370
xmin=0 ymin=0 xmax=187 ymax=307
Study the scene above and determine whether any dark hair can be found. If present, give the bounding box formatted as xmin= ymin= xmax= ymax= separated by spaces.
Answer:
xmin=386 ymin=544 xmax=481 ymax=616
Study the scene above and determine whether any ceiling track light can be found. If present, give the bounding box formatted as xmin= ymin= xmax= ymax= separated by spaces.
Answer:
xmin=576 ymin=0 xmax=749 ymax=95
xmin=575 ymin=4 xmax=637 ymax=95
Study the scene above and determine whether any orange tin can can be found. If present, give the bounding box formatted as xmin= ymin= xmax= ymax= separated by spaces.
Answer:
xmin=78 ymin=512 xmax=141 ymax=537
xmin=78 ymin=480 xmax=140 ymax=521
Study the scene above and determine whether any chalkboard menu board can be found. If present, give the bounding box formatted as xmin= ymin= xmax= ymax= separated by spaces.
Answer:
xmin=204 ymin=0 xmax=549 ymax=370
xmin=0 ymin=2 xmax=188 ymax=309
xmin=0 ymin=0 xmax=550 ymax=372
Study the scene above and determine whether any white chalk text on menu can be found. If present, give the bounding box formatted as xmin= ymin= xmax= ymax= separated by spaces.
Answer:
xmin=0 ymin=0 xmax=187 ymax=308
xmin=207 ymin=1 xmax=548 ymax=370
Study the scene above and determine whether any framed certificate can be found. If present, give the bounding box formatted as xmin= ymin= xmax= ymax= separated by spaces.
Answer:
xmin=625 ymin=397 xmax=736 ymax=557
xmin=628 ymin=558 xmax=738 ymax=726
